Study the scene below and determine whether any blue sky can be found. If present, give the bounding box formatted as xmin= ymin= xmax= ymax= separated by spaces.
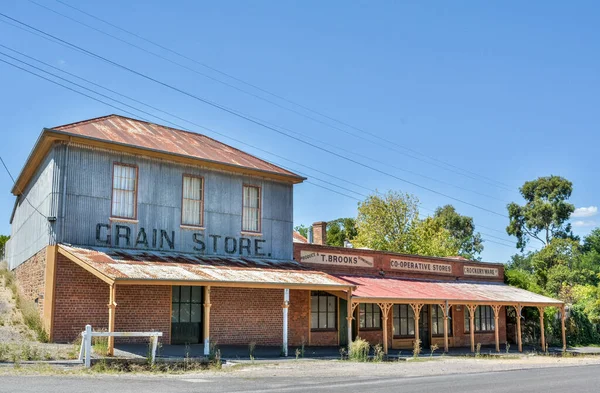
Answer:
xmin=0 ymin=0 xmax=598 ymax=263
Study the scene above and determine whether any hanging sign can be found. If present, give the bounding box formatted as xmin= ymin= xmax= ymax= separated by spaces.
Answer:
xmin=300 ymin=250 xmax=374 ymax=267
xmin=390 ymin=259 xmax=453 ymax=274
xmin=463 ymin=266 xmax=499 ymax=277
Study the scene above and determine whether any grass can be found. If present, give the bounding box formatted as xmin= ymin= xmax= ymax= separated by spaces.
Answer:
xmin=348 ymin=337 xmax=370 ymax=362
xmin=0 ymin=263 xmax=48 ymax=343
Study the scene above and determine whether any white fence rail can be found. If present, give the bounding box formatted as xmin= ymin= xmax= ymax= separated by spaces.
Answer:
xmin=79 ymin=324 xmax=163 ymax=368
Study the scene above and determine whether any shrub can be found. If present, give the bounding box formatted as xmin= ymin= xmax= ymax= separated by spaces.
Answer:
xmin=412 ymin=339 xmax=421 ymax=358
xmin=373 ymin=344 xmax=384 ymax=362
xmin=348 ymin=337 xmax=369 ymax=362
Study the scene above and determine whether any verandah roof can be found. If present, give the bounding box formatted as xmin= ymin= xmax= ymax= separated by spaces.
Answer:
xmin=337 ymin=274 xmax=562 ymax=307
xmin=58 ymin=244 xmax=353 ymax=290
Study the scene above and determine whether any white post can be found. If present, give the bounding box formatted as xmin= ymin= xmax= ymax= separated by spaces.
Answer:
xmin=79 ymin=332 xmax=85 ymax=362
xmin=283 ymin=288 xmax=290 ymax=357
xmin=84 ymin=324 xmax=92 ymax=368
xmin=151 ymin=336 xmax=158 ymax=365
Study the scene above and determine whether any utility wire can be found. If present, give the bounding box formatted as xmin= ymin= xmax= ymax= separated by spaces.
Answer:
xmin=0 ymin=13 xmax=509 ymax=218
xmin=0 ymin=49 xmax=520 ymax=252
xmin=0 ymin=12 xmax=509 ymax=205
xmin=0 ymin=155 xmax=48 ymax=220
xmin=49 ymin=0 xmax=516 ymax=192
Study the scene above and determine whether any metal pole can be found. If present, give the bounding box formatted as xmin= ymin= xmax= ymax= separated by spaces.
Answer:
xmin=346 ymin=288 xmax=353 ymax=347
xmin=283 ymin=288 xmax=289 ymax=357
xmin=443 ymin=301 xmax=449 ymax=353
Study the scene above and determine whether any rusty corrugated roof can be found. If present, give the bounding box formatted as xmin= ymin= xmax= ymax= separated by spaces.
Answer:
xmin=51 ymin=114 xmax=303 ymax=181
xmin=293 ymin=231 xmax=308 ymax=243
xmin=338 ymin=275 xmax=562 ymax=305
xmin=60 ymin=245 xmax=351 ymax=288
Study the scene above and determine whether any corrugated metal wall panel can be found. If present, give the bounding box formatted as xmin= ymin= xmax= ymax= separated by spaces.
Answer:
xmin=60 ymin=144 xmax=294 ymax=259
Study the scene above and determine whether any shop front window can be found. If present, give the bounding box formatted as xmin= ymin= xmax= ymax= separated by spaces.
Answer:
xmin=311 ymin=291 xmax=336 ymax=330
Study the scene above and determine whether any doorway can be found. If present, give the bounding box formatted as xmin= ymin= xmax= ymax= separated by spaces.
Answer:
xmin=171 ymin=286 xmax=203 ymax=344
xmin=419 ymin=306 xmax=430 ymax=349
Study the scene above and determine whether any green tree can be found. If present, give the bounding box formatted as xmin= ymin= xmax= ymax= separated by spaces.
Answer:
xmin=506 ymin=175 xmax=576 ymax=251
xmin=0 ymin=235 xmax=8 ymax=259
xmin=353 ymin=191 xmax=420 ymax=253
xmin=327 ymin=218 xmax=357 ymax=247
xmin=433 ymin=205 xmax=483 ymax=260
xmin=582 ymin=228 xmax=600 ymax=254
xmin=294 ymin=225 xmax=309 ymax=239
xmin=408 ymin=217 xmax=460 ymax=257
xmin=507 ymin=252 xmax=535 ymax=273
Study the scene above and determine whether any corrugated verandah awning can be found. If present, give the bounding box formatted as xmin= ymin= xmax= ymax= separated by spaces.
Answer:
xmin=337 ymin=274 xmax=563 ymax=307
xmin=58 ymin=244 xmax=353 ymax=290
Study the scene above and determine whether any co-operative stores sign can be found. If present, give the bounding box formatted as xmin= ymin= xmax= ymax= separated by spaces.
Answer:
xmin=390 ymin=259 xmax=453 ymax=274
xmin=300 ymin=250 xmax=374 ymax=267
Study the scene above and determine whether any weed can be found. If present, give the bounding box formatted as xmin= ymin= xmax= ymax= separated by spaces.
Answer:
xmin=300 ymin=336 xmax=306 ymax=358
xmin=505 ymin=342 xmax=510 ymax=354
xmin=348 ymin=337 xmax=370 ymax=362
xmin=338 ymin=347 xmax=347 ymax=360
xmin=92 ymin=334 xmax=109 ymax=357
xmin=476 ymin=343 xmax=481 ymax=357
xmin=430 ymin=344 xmax=439 ymax=357
xmin=0 ymin=343 xmax=8 ymax=361
xmin=295 ymin=348 xmax=301 ymax=360
xmin=412 ymin=339 xmax=422 ymax=358
xmin=248 ymin=341 xmax=256 ymax=361
xmin=373 ymin=344 xmax=384 ymax=362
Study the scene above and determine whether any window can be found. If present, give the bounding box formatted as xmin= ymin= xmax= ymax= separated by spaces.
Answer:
xmin=393 ymin=304 xmax=415 ymax=337
xmin=111 ymin=164 xmax=137 ymax=218
xmin=432 ymin=305 xmax=452 ymax=336
xmin=311 ymin=291 xmax=336 ymax=330
xmin=359 ymin=304 xmax=381 ymax=329
xmin=182 ymin=175 xmax=204 ymax=226
xmin=465 ymin=306 xmax=495 ymax=332
xmin=242 ymin=185 xmax=261 ymax=232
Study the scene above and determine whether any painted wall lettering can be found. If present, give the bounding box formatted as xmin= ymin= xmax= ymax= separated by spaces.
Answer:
xmin=94 ymin=223 xmax=270 ymax=256
xmin=300 ymin=250 xmax=373 ymax=267
xmin=463 ymin=266 xmax=499 ymax=277
xmin=390 ymin=259 xmax=453 ymax=274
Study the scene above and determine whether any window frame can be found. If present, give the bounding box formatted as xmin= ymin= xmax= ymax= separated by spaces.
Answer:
xmin=110 ymin=162 xmax=138 ymax=220
xmin=241 ymin=184 xmax=262 ymax=233
xmin=310 ymin=291 xmax=337 ymax=332
xmin=431 ymin=305 xmax=452 ymax=337
xmin=464 ymin=305 xmax=495 ymax=333
xmin=180 ymin=174 xmax=205 ymax=227
xmin=393 ymin=304 xmax=416 ymax=338
xmin=359 ymin=303 xmax=382 ymax=330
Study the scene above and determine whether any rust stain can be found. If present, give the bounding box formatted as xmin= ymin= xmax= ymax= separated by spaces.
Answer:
xmin=52 ymin=114 xmax=302 ymax=179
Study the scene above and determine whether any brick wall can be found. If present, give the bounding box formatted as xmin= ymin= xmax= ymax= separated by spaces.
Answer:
xmin=289 ymin=290 xmax=309 ymax=346
xmin=115 ymin=285 xmax=171 ymax=344
xmin=53 ymin=255 xmax=171 ymax=343
xmin=13 ymin=248 xmax=47 ymax=319
xmin=210 ymin=287 xmax=283 ymax=346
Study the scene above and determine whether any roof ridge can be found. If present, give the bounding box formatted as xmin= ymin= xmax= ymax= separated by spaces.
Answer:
xmin=51 ymin=114 xmax=300 ymax=178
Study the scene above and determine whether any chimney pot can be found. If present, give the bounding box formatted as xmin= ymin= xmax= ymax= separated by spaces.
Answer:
xmin=312 ymin=221 xmax=327 ymax=245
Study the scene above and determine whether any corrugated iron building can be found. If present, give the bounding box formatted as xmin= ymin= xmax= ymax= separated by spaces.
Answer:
xmin=7 ymin=115 xmax=565 ymax=355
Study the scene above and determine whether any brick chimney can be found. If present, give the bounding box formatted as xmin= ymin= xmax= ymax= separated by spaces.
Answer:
xmin=312 ymin=221 xmax=327 ymax=245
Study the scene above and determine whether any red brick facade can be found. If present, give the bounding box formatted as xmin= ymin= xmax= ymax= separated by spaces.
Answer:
xmin=14 ymin=248 xmax=47 ymax=319
xmin=210 ymin=287 xmax=283 ymax=346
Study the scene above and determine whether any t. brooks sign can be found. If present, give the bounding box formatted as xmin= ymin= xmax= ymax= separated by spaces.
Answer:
xmin=300 ymin=250 xmax=374 ymax=267
xmin=390 ymin=259 xmax=453 ymax=274
xmin=463 ymin=266 xmax=499 ymax=277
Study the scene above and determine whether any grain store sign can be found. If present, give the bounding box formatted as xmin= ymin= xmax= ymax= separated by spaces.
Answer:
xmin=94 ymin=223 xmax=269 ymax=256
xmin=390 ymin=259 xmax=453 ymax=274
xmin=463 ymin=266 xmax=499 ymax=277
xmin=300 ymin=250 xmax=374 ymax=267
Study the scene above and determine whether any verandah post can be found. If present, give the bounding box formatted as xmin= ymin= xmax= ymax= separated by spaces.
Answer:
xmin=346 ymin=288 xmax=353 ymax=348
xmin=107 ymin=284 xmax=117 ymax=356
xmin=467 ymin=304 xmax=477 ymax=353
xmin=443 ymin=301 xmax=449 ymax=353
xmin=561 ymin=305 xmax=567 ymax=351
xmin=84 ymin=324 xmax=92 ymax=368
xmin=538 ymin=306 xmax=546 ymax=352
xmin=203 ymin=286 xmax=211 ymax=356
xmin=283 ymin=288 xmax=290 ymax=357
xmin=516 ymin=304 xmax=523 ymax=352
xmin=492 ymin=305 xmax=501 ymax=353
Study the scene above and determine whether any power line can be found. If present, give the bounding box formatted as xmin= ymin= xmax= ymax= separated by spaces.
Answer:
xmin=1 ymin=9 xmax=510 ymax=205
xmin=0 ymin=48 xmax=520 ymax=253
xmin=0 ymin=156 xmax=48 ymax=220
xmin=48 ymin=0 xmax=516 ymax=192
xmin=0 ymin=13 xmax=509 ymax=218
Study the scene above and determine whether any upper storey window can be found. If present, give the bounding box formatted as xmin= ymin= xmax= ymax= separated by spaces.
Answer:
xmin=242 ymin=185 xmax=261 ymax=232
xmin=181 ymin=175 xmax=204 ymax=227
xmin=111 ymin=163 xmax=138 ymax=219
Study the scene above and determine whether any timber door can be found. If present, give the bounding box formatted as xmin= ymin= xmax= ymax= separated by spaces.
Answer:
xmin=339 ymin=298 xmax=348 ymax=346
xmin=171 ymin=286 xmax=203 ymax=345
xmin=419 ymin=306 xmax=430 ymax=349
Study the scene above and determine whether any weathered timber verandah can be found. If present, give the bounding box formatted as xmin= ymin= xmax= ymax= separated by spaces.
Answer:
xmin=51 ymin=244 xmax=354 ymax=355
xmin=341 ymin=275 xmax=565 ymax=354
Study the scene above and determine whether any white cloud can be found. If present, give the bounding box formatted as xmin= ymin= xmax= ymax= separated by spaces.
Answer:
xmin=572 ymin=206 xmax=598 ymax=218
xmin=573 ymin=220 xmax=597 ymax=228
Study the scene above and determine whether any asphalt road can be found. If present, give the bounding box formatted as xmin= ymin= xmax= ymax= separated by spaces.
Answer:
xmin=2 ymin=364 xmax=600 ymax=393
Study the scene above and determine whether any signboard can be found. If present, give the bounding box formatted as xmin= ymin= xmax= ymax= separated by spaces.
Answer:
xmin=300 ymin=250 xmax=374 ymax=268
xmin=390 ymin=259 xmax=453 ymax=274
xmin=463 ymin=266 xmax=499 ymax=277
